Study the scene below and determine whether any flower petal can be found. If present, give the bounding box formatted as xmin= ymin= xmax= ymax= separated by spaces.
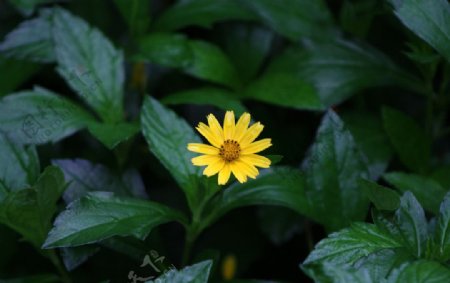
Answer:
xmin=196 ymin=122 xmax=222 ymax=147
xmin=207 ymin=114 xmax=224 ymax=141
xmin=235 ymin=160 xmax=259 ymax=179
xmin=241 ymin=139 xmax=272 ymax=154
xmin=233 ymin=112 xmax=251 ymax=141
xmin=240 ymin=154 xmax=271 ymax=168
xmin=191 ymin=154 xmax=221 ymax=166
xmin=218 ymin=163 xmax=232 ymax=185
xmin=203 ymin=159 xmax=225 ymax=177
xmin=223 ymin=111 xmax=235 ymax=140
xmin=239 ymin=122 xmax=264 ymax=147
xmin=187 ymin=143 xmax=220 ymax=154
xmin=230 ymin=162 xmax=247 ymax=183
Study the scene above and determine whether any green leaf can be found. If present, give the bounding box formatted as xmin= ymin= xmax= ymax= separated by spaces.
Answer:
xmin=238 ymin=0 xmax=335 ymax=41
xmin=339 ymin=0 xmax=378 ymax=38
xmin=395 ymin=192 xmax=428 ymax=258
xmin=7 ymin=0 xmax=52 ymax=16
xmin=52 ymin=159 xmax=148 ymax=204
xmin=42 ymin=192 xmax=187 ymax=248
xmin=387 ymin=260 xmax=450 ymax=283
xmin=382 ymin=107 xmax=430 ymax=174
xmin=152 ymin=0 xmax=255 ymax=31
xmin=60 ymin=245 xmax=100 ymax=271
xmin=390 ymin=0 xmax=450 ymax=63
xmin=435 ymin=192 xmax=450 ymax=261
xmin=161 ymin=87 xmax=247 ymax=115
xmin=52 ymin=7 xmax=125 ymax=123
xmin=0 ymin=132 xmax=39 ymax=191
xmin=0 ymin=57 xmax=39 ymax=97
xmin=384 ymin=172 xmax=447 ymax=214
xmin=0 ymin=87 xmax=95 ymax=145
xmin=148 ymin=260 xmax=212 ymax=283
xmin=87 ymin=121 xmax=140 ymax=149
xmin=138 ymin=33 xmax=240 ymax=89
xmin=302 ymin=111 xmax=370 ymax=232
xmin=141 ymin=96 xmax=202 ymax=211
xmin=268 ymin=39 xmax=425 ymax=107
xmin=113 ymin=0 xmax=150 ymax=36
xmin=359 ymin=179 xmax=400 ymax=211
xmin=304 ymin=263 xmax=374 ymax=283
xmin=266 ymin=155 xmax=283 ymax=165
xmin=0 ymin=10 xmax=54 ymax=63
xmin=243 ymin=73 xmax=323 ymax=111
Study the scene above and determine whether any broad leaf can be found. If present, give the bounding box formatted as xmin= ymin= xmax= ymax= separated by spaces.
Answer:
xmin=52 ymin=8 xmax=125 ymax=123
xmin=0 ymin=87 xmax=94 ymax=145
xmin=42 ymin=192 xmax=187 ymax=248
xmin=387 ymin=260 xmax=450 ymax=283
xmin=302 ymin=111 xmax=370 ymax=232
xmin=382 ymin=107 xmax=430 ymax=174
xmin=359 ymin=179 xmax=400 ymax=211
xmin=148 ymin=260 xmax=212 ymax=283
xmin=435 ymin=192 xmax=450 ymax=261
xmin=87 ymin=121 xmax=140 ymax=149
xmin=391 ymin=0 xmax=450 ymax=63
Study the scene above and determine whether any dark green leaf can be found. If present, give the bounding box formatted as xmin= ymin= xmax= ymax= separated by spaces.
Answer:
xmin=148 ymin=260 xmax=212 ymax=283
xmin=0 ymin=273 xmax=59 ymax=283
xmin=113 ymin=0 xmax=150 ymax=36
xmin=435 ymin=192 xmax=450 ymax=261
xmin=387 ymin=260 xmax=450 ymax=283
xmin=152 ymin=0 xmax=255 ymax=31
xmin=302 ymin=111 xmax=370 ymax=232
xmin=258 ymin=206 xmax=303 ymax=246
xmin=430 ymin=165 xmax=450 ymax=190
xmin=266 ymin=155 xmax=283 ymax=165
xmin=60 ymin=245 xmax=100 ymax=271
xmin=304 ymin=263 xmax=374 ymax=283
xmin=384 ymin=172 xmax=447 ymax=214
xmin=0 ymin=57 xmax=39 ymax=97
xmin=243 ymin=73 xmax=323 ymax=111
xmin=42 ymin=192 xmax=187 ymax=248
xmin=7 ymin=0 xmax=52 ymax=16
xmin=382 ymin=107 xmax=430 ymax=173
xmin=0 ymin=87 xmax=95 ymax=145
xmin=390 ymin=0 xmax=450 ymax=63
xmin=52 ymin=8 xmax=125 ymax=123
xmin=359 ymin=179 xmax=400 ymax=211
xmin=161 ymin=87 xmax=247 ymax=115
xmin=339 ymin=0 xmax=378 ymax=38
xmin=87 ymin=121 xmax=140 ymax=149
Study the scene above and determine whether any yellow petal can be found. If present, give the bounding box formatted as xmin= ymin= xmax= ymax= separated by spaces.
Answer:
xmin=233 ymin=112 xmax=251 ymax=142
xmin=207 ymin=114 xmax=224 ymax=141
xmin=241 ymin=139 xmax=272 ymax=154
xmin=187 ymin=143 xmax=220 ymax=154
xmin=218 ymin=163 xmax=232 ymax=185
xmin=196 ymin=122 xmax=223 ymax=148
xmin=239 ymin=122 xmax=264 ymax=147
xmin=235 ymin=160 xmax=259 ymax=179
xmin=223 ymin=111 xmax=235 ymax=140
xmin=191 ymin=155 xmax=221 ymax=166
xmin=203 ymin=159 xmax=225 ymax=176
xmin=240 ymin=154 xmax=271 ymax=168
xmin=230 ymin=162 xmax=247 ymax=183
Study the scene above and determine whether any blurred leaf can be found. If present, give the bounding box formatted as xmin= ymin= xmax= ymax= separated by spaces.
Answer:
xmin=141 ymin=96 xmax=202 ymax=211
xmin=384 ymin=172 xmax=447 ymax=214
xmin=0 ymin=132 xmax=39 ymax=191
xmin=268 ymin=39 xmax=425 ymax=107
xmin=434 ymin=192 xmax=450 ymax=261
xmin=342 ymin=112 xmax=393 ymax=180
xmin=52 ymin=7 xmax=125 ymax=123
xmin=430 ymin=165 xmax=450 ymax=189
xmin=0 ymin=87 xmax=95 ymax=145
xmin=152 ymin=0 xmax=255 ymax=31
xmin=7 ymin=0 xmax=53 ymax=16
xmin=302 ymin=111 xmax=370 ymax=232
xmin=52 ymin=158 xmax=148 ymax=204
xmin=0 ymin=9 xmax=54 ymax=63
xmin=148 ymin=260 xmax=212 ymax=283
xmin=113 ymin=0 xmax=150 ymax=36
xmin=382 ymin=107 xmax=430 ymax=173
xmin=395 ymin=192 xmax=428 ymax=258
xmin=0 ymin=57 xmax=39 ymax=97
xmin=60 ymin=245 xmax=100 ymax=271
xmin=339 ymin=0 xmax=378 ymax=38
xmin=238 ymin=0 xmax=334 ymax=41
xmin=258 ymin=206 xmax=303 ymax=245
xmin=161 ymin=87 xmax=247 ymax=115
xmin=266 ymin=155 xmax=283 ymax=165
xmin=243 ymin=73 xmax=323 ymax=111
xmin=42 ymin=192 xmax=187 ymax=248
xmin=390 ymin=0 xmax=450 ymax=63
xmin=138 ymin=33 xmax=240 ymax=89
xmin=387 ymin=260 xmax=450 ymax=283
xmin=359 ymin=179 xmax=400 ymax=211
xmin=86 ymin=121 xmax=140 ymax=149
xmin=204 ymin=167 xmax=310 ymax=228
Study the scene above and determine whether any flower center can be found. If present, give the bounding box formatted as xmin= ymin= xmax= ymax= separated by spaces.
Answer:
xmin=219 ymin=139 xmax=241 ymax=162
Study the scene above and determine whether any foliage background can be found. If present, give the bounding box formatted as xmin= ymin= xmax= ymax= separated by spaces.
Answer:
xmin=0 ymin=0 xmax=450 ymax=282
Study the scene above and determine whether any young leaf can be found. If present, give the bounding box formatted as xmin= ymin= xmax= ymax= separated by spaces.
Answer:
xmin=86 ymin=121 xmax=140 ymax=149
xmin=0 ymin=87 xmax=95 ymax=145
xmin=384 ymin=172 xmax=447 ymax=214
xmin=42 ymin=192 xmax=187 ymax=248
xmin=52 ymin=7 xmax=125 ymax=123
xmin=302 ymin=111 xmax=370 ymax=232
xmin=390 ymin=0 xmax=450 ymax=63
xmin=387 ymin=260 xmax=450 ymax=283
xmin=382 ymin=107 xmax=430 ymax=174
xmin=359 ymin=179 xmax=400 ymax=211
xmin=147 ymin=260 xmax=212 ymax=283
xmin=435 ymin=192 xmax=450 ymax=261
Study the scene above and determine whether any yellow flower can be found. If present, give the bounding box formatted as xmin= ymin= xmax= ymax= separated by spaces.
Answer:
xmin=187 ymin=111 xmax=272 ymax=185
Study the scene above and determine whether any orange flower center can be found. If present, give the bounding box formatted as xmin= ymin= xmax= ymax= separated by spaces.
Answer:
xmin=220 ymin=139 xmax=241 ymax=162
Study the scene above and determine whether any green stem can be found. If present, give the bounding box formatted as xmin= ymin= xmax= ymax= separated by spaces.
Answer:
xmin=304 ymin=219 xmax=314 ymax=252
xmin=47 ymin=250 xmax=71 ymax=283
